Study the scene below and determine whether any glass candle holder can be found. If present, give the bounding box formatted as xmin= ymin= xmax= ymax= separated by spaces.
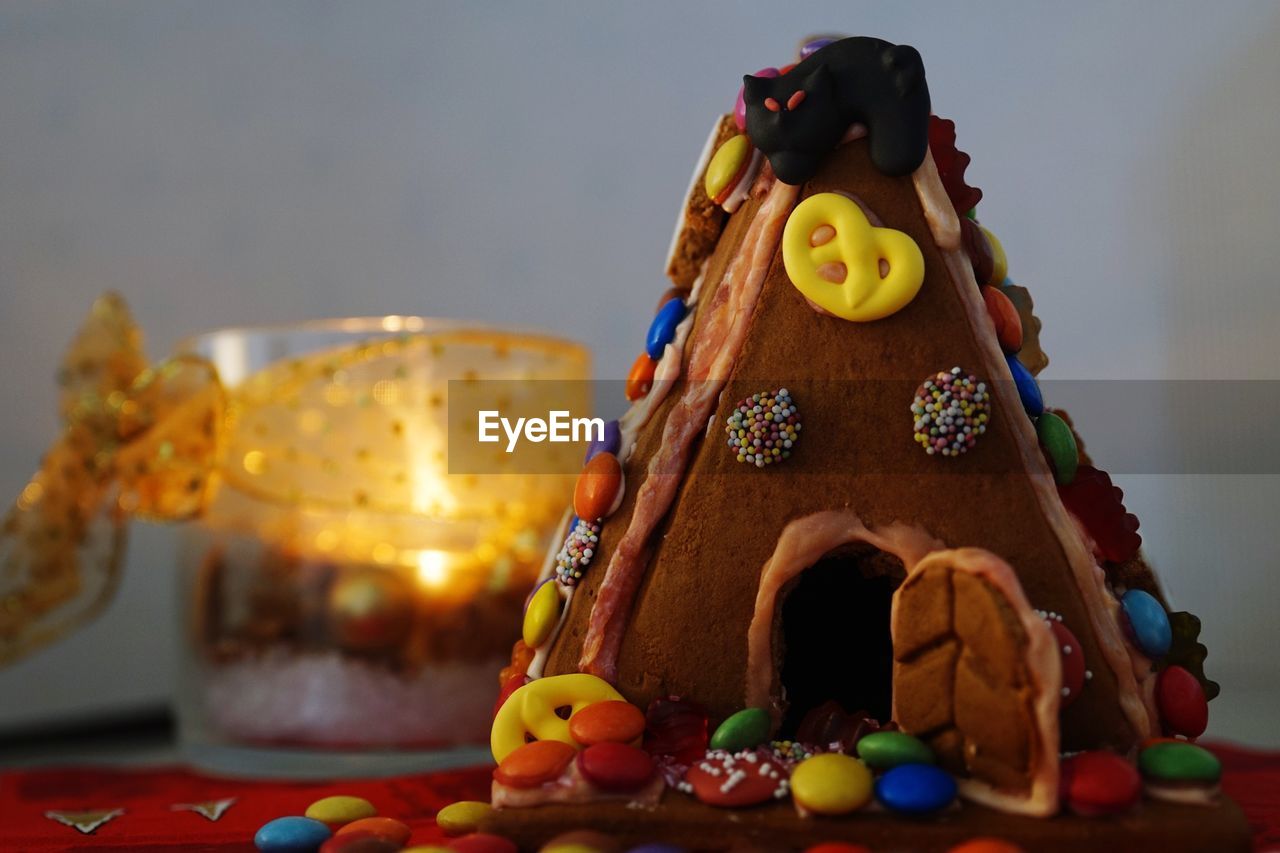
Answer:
xmin=174 ymin=317 xmax=588 ymax=777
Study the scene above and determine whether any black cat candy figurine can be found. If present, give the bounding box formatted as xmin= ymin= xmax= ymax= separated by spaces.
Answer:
xmin=743 ymin=36 xmax=932 ymax=184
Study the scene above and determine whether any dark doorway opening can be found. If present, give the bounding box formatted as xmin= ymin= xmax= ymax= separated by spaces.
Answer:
xmin=778 ymin=544 xmax=903 ymax=736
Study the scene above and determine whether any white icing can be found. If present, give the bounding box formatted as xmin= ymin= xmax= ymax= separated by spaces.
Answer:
xmin=912 ymin=150 xmax=962 ymax=250
xmin=721 ymin=147 xmax=763 ymax=214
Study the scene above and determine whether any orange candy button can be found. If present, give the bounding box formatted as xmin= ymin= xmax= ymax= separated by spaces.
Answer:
xmin=573 ymin=452 xmax=622 ymax=521
xmin=568 ymin=700 xmax=646 ymax=746
xmin=947 ymin=839 xmax=1026 ymax=853
xmin=982 ymin=286 xmax=1023 ymax=353
xmin=334 ymin=816 xmax=412 ymax=845
xmin=625 ymin=353 xmax=657 ymax=401
xmin=493 ymin=739 xmax=577 ymax=789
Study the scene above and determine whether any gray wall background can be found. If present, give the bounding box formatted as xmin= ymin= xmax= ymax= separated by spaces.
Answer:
xmin=1 ymin=1 xmax=1277 ymax=744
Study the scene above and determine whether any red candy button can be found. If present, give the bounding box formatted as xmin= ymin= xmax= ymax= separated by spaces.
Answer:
xmin=334 ymin=817 xmax=411 ymax=846
xmin=320 ymin=832 xmax=401 ymax=853
xmin=493 ymin=673 xmax=529 ymax=718
xmin=493 ymin=740 xmax=577 ymax=789
xmin=448 ymin=833 xmax=519 ymax=853
xmin=982 ymin=286 xmax=1023 ymax=353
xmin=1060 ymin=751 xmax=1141 ymax=817
xmin=577 ymin=741 xmax=656 ymax=792
xmin=1157 ymin=665 xmax=1209 ymax=738
xmin=569 ymin=700 xmax=647 ymax=746
xmin=1045 ymin=617 xmax=1085 ymax=707
xmin=684 ymin=750 xmax=789 ymax=808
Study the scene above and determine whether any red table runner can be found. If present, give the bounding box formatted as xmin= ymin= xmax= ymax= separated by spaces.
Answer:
xmin=1 ymin=742 xmax=1277 ymax=851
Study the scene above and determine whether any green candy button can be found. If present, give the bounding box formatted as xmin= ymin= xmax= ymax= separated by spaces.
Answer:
xmin=709 ymin=707 xmax=771 ymax=752
xmin=1138 ymin=742 xmax=1221 ymax=783
xmin=1036 ymin=411 xmax=1079 ymax=485
xmin=856 ymin=731 xmax=934 ymax=770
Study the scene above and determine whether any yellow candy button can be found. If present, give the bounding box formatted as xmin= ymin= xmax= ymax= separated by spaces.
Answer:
xmin=782 ymin=192 xmax=925 ymax=322
xmin=705 ymin=134 xmax=751 ymax=204
xmin=983 ymin=225 xmax=1007 ymax=284
xmin=790 ymin=753 xmax=873 ymax=815
xmin=435 ymin=800 xmax=492 ymax=836
xmin=522 ymin=580 xmax=562 ymax=648
xmin=491 ymin=673 xmax=625 ymax=762
xmin=303 ymin=794 xmax=377 ymax=824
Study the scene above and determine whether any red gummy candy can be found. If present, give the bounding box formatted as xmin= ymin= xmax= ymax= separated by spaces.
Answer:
xmin=1057 ymin=465 xmax=1142 ymax=564
xmin=643 ymin=696 xmax=709 ymax=764
xmin=928 ymin=116 xmax=983 ymax=216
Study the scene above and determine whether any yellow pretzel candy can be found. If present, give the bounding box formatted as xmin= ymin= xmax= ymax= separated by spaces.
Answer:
xmin=490 ymin=673 xmax=624 ymax=762
xmin=781 ymin=192 xmax=925 ymax=322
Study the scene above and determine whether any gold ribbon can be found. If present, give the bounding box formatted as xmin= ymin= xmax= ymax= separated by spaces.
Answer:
xmin=0 ymin=294 xmax=224 ymax=663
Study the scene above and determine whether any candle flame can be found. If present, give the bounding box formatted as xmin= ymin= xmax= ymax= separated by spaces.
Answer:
xmin=416 ymin=549 xmax=450 ymax=589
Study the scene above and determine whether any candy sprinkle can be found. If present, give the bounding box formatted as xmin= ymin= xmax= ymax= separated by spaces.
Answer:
xmin=911 ymin=367 xmax=990 ymax=457
xmin=725 ymin=388 xmax=801 ymax=467
xmin=555 ymin=518 xmax=601 ymax=586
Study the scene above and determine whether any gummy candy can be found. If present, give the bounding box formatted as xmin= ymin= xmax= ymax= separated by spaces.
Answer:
xmin=928 ymin=116 xmax=983 ymax=216
xmin=643 ymin=696 xmax=709 ymax=764
xmin=1057 ymin=465 xmax=1142 ymax=564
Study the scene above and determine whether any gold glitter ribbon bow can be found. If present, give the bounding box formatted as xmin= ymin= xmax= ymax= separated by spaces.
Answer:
xmin=0 ymin=293 xmax=224 ymax=663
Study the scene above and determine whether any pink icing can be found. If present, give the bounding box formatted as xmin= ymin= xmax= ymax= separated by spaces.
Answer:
xmin=744 ymin=510 xmax=943 ymax=720
xmin=579 ymin=175 xmax=800 ymax=680
xmin=913 ymin=155 xmax=1155 ymax=743
xmin=900 ymin=548 xmax=1062 ymax=817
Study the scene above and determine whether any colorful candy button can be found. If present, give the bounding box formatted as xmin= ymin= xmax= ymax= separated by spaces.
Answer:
xmin=982 ymin=285 xmax=1023 ymax=353
xmin=790 ymin=753 xmax=873 ymax=815
xmin=1059 ymin=750 xmax=1141 ymax=816
xmin=522 ymin=579 xmax=562 ymax=648
xmin=321 ymin=833 xmax=401 ymax=853
xmin=705 ymin=135 xmax=753 ymax=205
xmin=577 ymin=741 xmax=656 ymax=792
xmin=874 ymin=763 xmax=957 ymax=814
xmin=856 ymin=730 xmax=934 ymax=769
xmin=435 ymin=801 xmax=492 ymax=837
xmin=254 ymin=816 xmax=333 ymax=852
xmin=335 ymin=817 xmax=411 ymax=846
xmin=448 ymin=834 xmax=518 ymax=853
xmin=1121 ymin=589 xmax=1172 ymax=659
xmin=569 ymin=700 xmax=647 ymax=746
xmin=1045 ymin=616 xmax=1086 ymax=707
xmin=646 ymin=298 xmax=687 ymax=360
xmin=684 ymin=751 xmax=789 ymax=807
xmin=574 ymin=452 xmax=623 ymax=521
xmin=708 ymin=707 xmax=771 ymax=752
xmin=584 ymin=420 xmax=621 ymax=463
xmin=799 ymin=36 xmax=840 ymax=59
xmin=1138 ymin=742 xmax=1221 ymax=783
xmin=1156 ymin=666 xmax=1209 ymax=737
xmin=1005 ymin=354 xmax=1043 ymax=417
xmin=983 ymin=226 xmax=1008 ymax=284
xmin=625 ymin=353 xmax=657 ymax=401
xmin=782 ymin=192 xmax=925 ymax=323
xmin=1036 ymin=411 xmax=1078 ymax=485
xmin=948 ymin=840 xmax=1025 ymax=853
xmin=305 ymin=795 xmax=377 ymax=825
xmin=735 ymin=68 xmax=780 ymax=131
xmin=491 ymin=673 xmax=625 ymax=761
xmin=494 ymin=740 xmax=578 ymax=789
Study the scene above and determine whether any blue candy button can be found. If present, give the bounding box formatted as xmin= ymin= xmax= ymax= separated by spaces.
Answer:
xmin=874 ymin=762 xmax=957 ymax=814
xmin=253 ymin=816 xmax=331 ymax=852
xmin=646 ymin=298 xmax=687 ymax=360
xmin=1122 ymin=588 xmax=1172 ymax=658
xmin=1005 ymin=353 xmax=1043 ymax=417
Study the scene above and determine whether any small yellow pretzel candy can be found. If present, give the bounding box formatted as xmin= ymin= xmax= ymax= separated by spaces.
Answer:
xmin=781 ymin=192 xmax=925 ymax=322
xmin=490 ymin=673 xmax=624 ymax=762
